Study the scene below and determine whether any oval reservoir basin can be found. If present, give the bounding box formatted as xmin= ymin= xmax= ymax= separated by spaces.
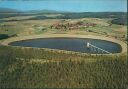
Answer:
xmin=9 ymin=37 xmax=122 ymax=54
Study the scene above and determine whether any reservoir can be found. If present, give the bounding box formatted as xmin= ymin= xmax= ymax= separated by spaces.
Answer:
xmin=9 ymin=38 xmax=122 ymax=54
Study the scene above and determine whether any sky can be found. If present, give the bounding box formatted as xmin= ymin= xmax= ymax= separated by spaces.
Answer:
xmin=0 ymin=0 xmax=127 ymax=12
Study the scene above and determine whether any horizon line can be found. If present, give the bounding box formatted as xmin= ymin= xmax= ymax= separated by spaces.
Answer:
xmin=0 ymin=8 xmax=127 ymax=13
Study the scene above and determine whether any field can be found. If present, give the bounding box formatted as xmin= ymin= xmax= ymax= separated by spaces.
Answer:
xmin=0 ymin=12 xmax=127 ymax=88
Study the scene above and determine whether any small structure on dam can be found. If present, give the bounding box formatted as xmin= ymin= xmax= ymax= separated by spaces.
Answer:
xmin=86 ymin=42 xmax=111 ymax=54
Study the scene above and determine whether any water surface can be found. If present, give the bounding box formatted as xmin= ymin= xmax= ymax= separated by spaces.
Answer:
xmin=9 ymin=38 xmax=122 ymax=54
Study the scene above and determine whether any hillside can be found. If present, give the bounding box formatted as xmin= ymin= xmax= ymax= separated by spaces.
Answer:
xmin=0 ymin=46 xmax=127 ymax=88
xmin=0 ymin=8 xmax=21 ymax=13
xmin=0 ymin=8 xmax=127 ymax=25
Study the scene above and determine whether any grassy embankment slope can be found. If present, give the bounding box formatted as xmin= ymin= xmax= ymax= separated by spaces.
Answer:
xmin=0 ymin=46 xmax=127 ymax=88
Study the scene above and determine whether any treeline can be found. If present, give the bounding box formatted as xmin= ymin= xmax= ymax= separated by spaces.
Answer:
xmin=0 ymin=12 xmax=127 ymax=25
xmin=56 ymin=12 xmax=127 ymax=25
xmin=0 ymin=34 xmax=9 ymax=40
xmin=0 ymin=13 xmax=36 ymax=19
xmin=57 ymin=12 xmax=127 ymax=19
xmin=26 ymin=12 xmax=127 ymax=21
xmin=24 ymin=12 xmax=128 ymax=25
xmin=111 ymin=17 xmax=127 ymax=25
xmin=0 ymin=34 xmax=18 ymax=40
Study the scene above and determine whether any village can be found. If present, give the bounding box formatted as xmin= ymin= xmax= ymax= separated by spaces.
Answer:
xmin=50 ymin=20 xmax=97 ymax=30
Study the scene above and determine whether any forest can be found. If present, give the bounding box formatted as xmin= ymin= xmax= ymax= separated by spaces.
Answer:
xmin=0 ymin=12 xmax=127 ymax=25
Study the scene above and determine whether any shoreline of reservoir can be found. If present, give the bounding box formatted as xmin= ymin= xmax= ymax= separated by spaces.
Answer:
xmin=1 ymin=33 xmax=127 ymax=54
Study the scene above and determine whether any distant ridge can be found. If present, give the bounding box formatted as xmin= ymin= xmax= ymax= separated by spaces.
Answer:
xmin=0 ymin=8 xmax=126 ymax=13
xmin=0 ymin=8 xmax=68 ymax=13
xmin=28 ymin=9 xmax=59 ymax=13
xmin=0 ymin=8 xmax=22 ymax=13
xmin=27 ymin=9 xmax=71 ymax=14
